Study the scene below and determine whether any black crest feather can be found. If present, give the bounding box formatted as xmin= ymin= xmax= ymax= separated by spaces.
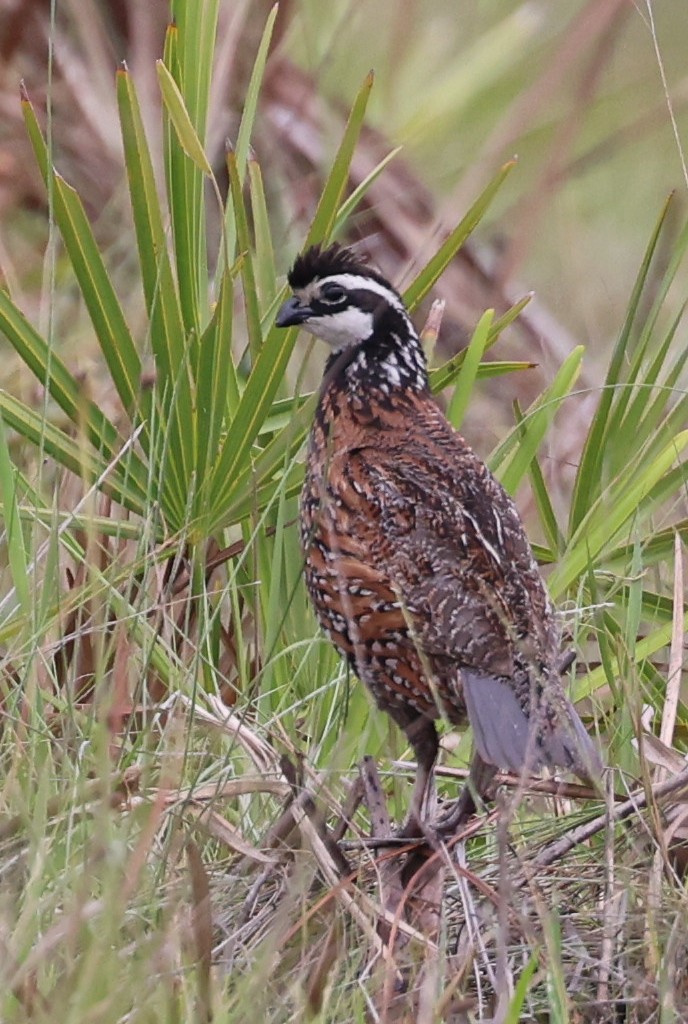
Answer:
xmin=287 ymin=243 xmax=396 ymax=294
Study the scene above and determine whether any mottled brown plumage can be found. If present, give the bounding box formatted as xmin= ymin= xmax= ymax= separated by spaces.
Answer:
xmin=277 ymin=243 xmax=601 ymax=833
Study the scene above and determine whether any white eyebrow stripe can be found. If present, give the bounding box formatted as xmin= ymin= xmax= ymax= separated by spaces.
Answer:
xmin=318 ymin=274 xmax=405 ymax=312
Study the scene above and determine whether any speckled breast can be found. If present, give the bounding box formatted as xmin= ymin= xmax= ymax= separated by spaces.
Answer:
xmin=299 ymin=447 xmax=463 ymax=724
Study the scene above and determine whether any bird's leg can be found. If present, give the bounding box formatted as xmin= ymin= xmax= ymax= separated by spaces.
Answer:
xmin=436 ymin=751 xmax=497 ymax=836
xmin=395 ymin=716 xmax=439 ymax=840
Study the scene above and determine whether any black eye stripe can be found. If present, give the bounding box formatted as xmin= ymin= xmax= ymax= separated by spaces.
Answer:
xmin=349 ymin=289 xmax=390 ymax=313
xmin=315 ymin=286 xmax=392 ymax=313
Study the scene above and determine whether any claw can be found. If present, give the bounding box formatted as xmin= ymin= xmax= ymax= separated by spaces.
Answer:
xmin=396 ymin=813 xmax=442 ymax=850
xmin=435 ymin=796 xmax=475 ymax=837
xmin=435 ymin=752 xmax=497 ymax=836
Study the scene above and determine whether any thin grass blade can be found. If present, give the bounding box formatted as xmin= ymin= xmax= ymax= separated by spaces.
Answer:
xmin=446 ymin=309 xmax=493 ymax=428
xmin=305 ymin=71 xmax=375 ymax=246
xmin=157 ymin=60 xmax=212 ymax=175
xmin=549 ymin=430 xmax=688 ymax=597
xmin=234 ymin=5 xmax=278 ymax=181
xmin=0 ymin=416 xmax=30 ymax=616
xmin=227 ymin=150 xmax=262 ymax=362
xmin=22 ymin=89 xmax=143 ymax=418
xmin=569 ymin=196 xmax=673 ymax=533
xmin=249 ymin=159 xmax=277 ymax=311
xmin=491 ymin=346 xmax=584 ymax=493
xmin=403 ymin=160 xmax=516 ymax=311
xmin=0 ymin=289 xmax=148 ymax=505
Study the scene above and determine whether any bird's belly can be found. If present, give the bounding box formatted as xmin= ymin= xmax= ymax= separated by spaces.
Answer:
xmin=303 ymin=547 xmax=467 ymax=724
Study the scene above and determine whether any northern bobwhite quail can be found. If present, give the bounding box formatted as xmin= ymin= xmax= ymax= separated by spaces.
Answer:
xmin=276 ymin=243 xmax=601 ymax=834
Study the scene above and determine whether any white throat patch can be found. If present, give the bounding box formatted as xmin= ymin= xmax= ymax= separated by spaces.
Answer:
xmin=302 ymin=306 xmax=375 ymax=349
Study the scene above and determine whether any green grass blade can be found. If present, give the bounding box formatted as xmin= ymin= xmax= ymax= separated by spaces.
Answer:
xmin=156 ymin=60 xmax=212 ymax=175
xmin=227 ymin=150 xmax=262 ymax=362
xmin=234 ymin=5 xmax=278 ymax=182
xmin=433 ymin=358 xmax=535 ymax=392
xmin=602 ymin=216 xmax=688 ymax=484
xmin=403 ymin=159 xmax=516 ymax=311
xmin=0 ymin=391 xmax=146 ymax=515
xmin=172 ymin=0 xmax=218 ymax=130
xmin=532 ymin=542 xmax=556 ymax=564
xmin=429 ymin=293 xmax=534 ymax=393
xmin=623 ymin=537 xmax=644 ymax=664
xmin=620 ymin=315 xmax=688 ymax=461
xmin=606 ymin=309 xmax=675 ymax=456
xmin=193 ymin=268 xmax=238 ymax=515
xmin=22 ymin=90 xmax=143 ymax=418
xmin=176 ymin=0 xmax=219 ymax=314
xmin=331 ymin=146 xmax=403 ymax=237
xmin=446 ymin=309 xmax=493 ymax=428
xmin=505 ymin=952 xmax=540 ymax=1024
xmin=549 ymin=430 xmax=688 ymax=597
xmin=162 ymin=21 xmax=207 ymax=336
xmin=304 ymin=71 xmax=375 ymax=246
xmin=569 ymin=196 xmax=673 ymax=533
xmin=0 ymin=289 xmax=148 ymax=504
xmin=248 ymin=159 xmax=277 ymax=312
xmin=517 ymin=405 xmax=565 ymax=555
xmin=491 ymin=346 xmax=584 ymax=493
xmin=617 ymin=213 xmax=688 ymax=431
xmin=0 ymin=416 xmax=30 ymax=616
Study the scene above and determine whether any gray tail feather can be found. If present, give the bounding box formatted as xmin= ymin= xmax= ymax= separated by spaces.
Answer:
xmin=462 ymin=670 xmax=602 ymax=782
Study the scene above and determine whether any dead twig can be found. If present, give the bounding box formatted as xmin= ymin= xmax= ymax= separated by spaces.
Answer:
xmin=596 ymin=773 xmax=618 ymax=1005
xmin=329 ymin=775 xmax=365 ymax=844
xmin=518 ymin=765 xmax=688 ymax=883
xmin=393 ymin=758 xmax=605 ymax=802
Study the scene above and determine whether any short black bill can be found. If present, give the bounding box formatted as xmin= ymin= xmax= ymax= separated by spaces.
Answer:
xmin=276 ymin=296 xmax=313 ymax=328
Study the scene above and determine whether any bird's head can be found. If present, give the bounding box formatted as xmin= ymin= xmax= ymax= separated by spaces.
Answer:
xmin=276 ymin=243 xmax=428 ymax=395
xmin=276 ymin=243 xmax=411 ymax=350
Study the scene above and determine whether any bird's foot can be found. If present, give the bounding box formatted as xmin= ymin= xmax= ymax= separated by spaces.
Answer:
xmin=434 ymin=790 xmax=479 ymax=838
xmin=395 ymin=811 xmax=442 ymax=850
xmin=435 ymin=754 xmax=497 ymax=837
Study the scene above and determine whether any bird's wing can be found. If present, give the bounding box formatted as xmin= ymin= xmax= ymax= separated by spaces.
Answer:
xmin=350 ymin=441 xmax=556 ymax=678
xmin=346 ymin=442 xmax=603 ymax=778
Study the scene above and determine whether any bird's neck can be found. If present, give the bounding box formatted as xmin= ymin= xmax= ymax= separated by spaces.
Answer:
xmin=322 ymin=308 xmax=429 ymax=400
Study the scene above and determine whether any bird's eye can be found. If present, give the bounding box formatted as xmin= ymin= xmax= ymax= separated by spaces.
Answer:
xmin=320 ymin=283 xmax=346 ymax=304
